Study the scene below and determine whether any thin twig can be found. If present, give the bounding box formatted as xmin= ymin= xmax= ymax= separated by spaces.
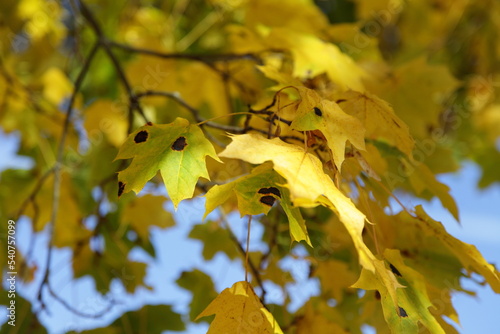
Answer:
xmin=47 ymin=283 xmax=117 ymax=318
xmin=219 ymin=210 xmax=266 ymax=300
xmin=108 ymin=40 xmax=262 ymax=63
xmin=245 ymin=215 xmax=252 ymax=282
xmin=135 ymin=90 xmax=244 ymax=133
xmin=16 ymin=167 xmax=55 ymax=219
xmin=79 ymin=1 xmax=149 ymax=130
xmin=37 ymin=41 xmax=99 ymax=308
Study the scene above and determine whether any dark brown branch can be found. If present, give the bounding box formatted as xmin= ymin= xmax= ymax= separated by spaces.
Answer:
xmin=107 ymin=40 xmax=262 ymax=64
xmin=37 ymin=41 xmax=100 ymax=308
xmin=79 ymin=1 xmax=149 ymax=130
xmin=135 ymin=90 xmax=244 ymax=133
xmin=16 ymin=167 xmax=55 ymax=219
xmin=46 ymin=282 xmax=117 ymax=318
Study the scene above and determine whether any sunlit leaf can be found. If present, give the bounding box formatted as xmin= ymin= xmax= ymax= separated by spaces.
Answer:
xmin=196 ymin=281 xmax=284 ymax=334
xmin=115 ymin=118 xmax=221 ymax=207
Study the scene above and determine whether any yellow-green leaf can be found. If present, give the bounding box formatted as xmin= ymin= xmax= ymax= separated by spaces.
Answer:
xmin=115 ymin=118 xmax=221 ymax=207
xmin=204 ymin=163 xmax=311 ymax=245
xmin=414 ymin=206 xmax=500 ymax=293
xmin=290 ymin=87 xmax=366 ymax=170
xmin=219 ymin=134 xmax=373 ymax=268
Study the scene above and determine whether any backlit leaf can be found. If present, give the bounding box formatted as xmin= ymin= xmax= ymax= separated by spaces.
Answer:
xmin=205 ymin=163 xmax=311 ymax=245
xmin=334 ymin=90 xmax=414 ymax=156
xmin=290 ymin=86 xmax=366 ymax=170
xmin=115 ymin=118 xmax=221 ymax=207
xmin=196 ymin=281 xmax=284 ymax=334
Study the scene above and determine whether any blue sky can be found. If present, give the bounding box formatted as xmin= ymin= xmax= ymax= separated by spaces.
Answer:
xmin=1 ymin=129 xmax=499 ymax=333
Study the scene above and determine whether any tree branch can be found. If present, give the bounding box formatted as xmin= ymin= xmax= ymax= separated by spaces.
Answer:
xmin=47 ymin=282 xmax=117 ymax=319
xmin=135 ymin=90 xmax=244 ymax=133
xmin=107 ymin=40 xmax=262 ymax=64
xmin=37 ymin=41 xmax=99 ymax=310
xmin=79 ymin=1 xmax=149 ymax=130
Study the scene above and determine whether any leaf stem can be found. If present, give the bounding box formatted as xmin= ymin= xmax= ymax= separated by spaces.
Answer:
xmin=245 ymin=215 xmax=252 ymax=282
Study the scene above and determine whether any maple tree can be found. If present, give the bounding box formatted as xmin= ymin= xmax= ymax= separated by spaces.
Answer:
xmin=1 ymin=0 xmax=500 ymax=333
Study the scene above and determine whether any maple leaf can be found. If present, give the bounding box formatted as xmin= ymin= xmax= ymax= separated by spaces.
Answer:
xmin=220 ymin=134 xmax=372 ymax=266
xmin=196 ymin=281 xmax=284 ymax=334
xmin=267 ymin=30 xmax=367 ymax=90
xmin=289 ymin=86 xmax=366 ymax=170
xmin=370 ymin=57 xmax=460 ymax=139
xmin=189 ymin=221 xmax=239 ymax=260
xmin=405 ymin=162 xmax=459 ymax=221
xmin=333 ymin=90 xmax=414 ymax=157
xmin=353 ymin=249 xmax=446 ymax=334
xmin=122 ymin=194 xmax=174 ymax=240
xmin=115 ymin=118 xmax=221 ymax=207
xmin=204 ymin=163 xmax=311 ymax=245
xmin=176 ymin=269 xmax=218 ymax=322
xmin=413 ymin=206 xmax=500 ymax=293
xmin=84 ymin=99 xmax=128 ymax=147
xmin=220 ymin=133 xmax=406 ymax=312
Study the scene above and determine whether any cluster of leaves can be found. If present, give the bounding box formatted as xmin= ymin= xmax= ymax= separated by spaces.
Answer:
xmin=1 ymin=0 xmax=500 ymax=333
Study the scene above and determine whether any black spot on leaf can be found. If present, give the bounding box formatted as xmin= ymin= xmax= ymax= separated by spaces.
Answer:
xmin=260 ymin=196 xmax=276 ymax=206
xmin=313 ymin=107 xmax=322 ymax=116
xmin=398 ymin=306 xmax=408 ymax=317
xmin=336 ymin=99 xmax=346 ymax=104
xmin=172 ymin=136 xmax=187 ymax=151
xmin=134 ymin=130 xmax=149 ymax=143
xmin=268 ymin=187 xmax=281 ymax=197
xmin=390 ymin=263 xmax=402 ymax=277
xmin=375 ymin=291 xmax=381 ymax=300
xmin=257 ymin=187 xmax=281 ymax=198
xmin=146 ymin=121 xmax=153 ymax=126
xmin=118 ymin=181 xmax=125 ymax=197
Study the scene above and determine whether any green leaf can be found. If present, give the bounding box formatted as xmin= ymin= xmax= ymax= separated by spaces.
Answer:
xmin=176 ymin=269 xmax=218 ymax=322
xmin=79 ymin=305 xmax=185 ymax=333
xmin=413 ymin=206 xmax=500 ymax=293
xmin=115 ymin=118 xmax=222 ymax=207
xmin=189 ymin=221 xmax=239 ymax=260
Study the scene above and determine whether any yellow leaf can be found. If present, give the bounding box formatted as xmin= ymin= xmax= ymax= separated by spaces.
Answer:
xmin=370 ymin=57 xmax=460 ymax=139
xmin=334 ymin=90 xmax=414 ymax=156
xmin=290 ymin=86 xmax=366 ymax=170
xmin=404 ymin=161 xmax=459 ymax=221
xmin=122 ymin=194 xmax=174 ymax=240
xmin=41 ymin=67 xmax=73 ymax=106
xmin=196 ymin=281 xmax=283 ymax=334
xmin=219 ymin=134 xmax=373 ymax=270
xmin=315 ymin=260 xmax=358 ymax=303
xmin=414 ymin=206 xmax=500 ymax=293
xmin=295 ymin=301 xmax=350 ymax=334
xmin=245 ymin=0 xmax=328 ymax=35
xmin=84 ymin=100 xmax=128 ymax=147
xmin=268 ymin=31 xmax=367 ymax=90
